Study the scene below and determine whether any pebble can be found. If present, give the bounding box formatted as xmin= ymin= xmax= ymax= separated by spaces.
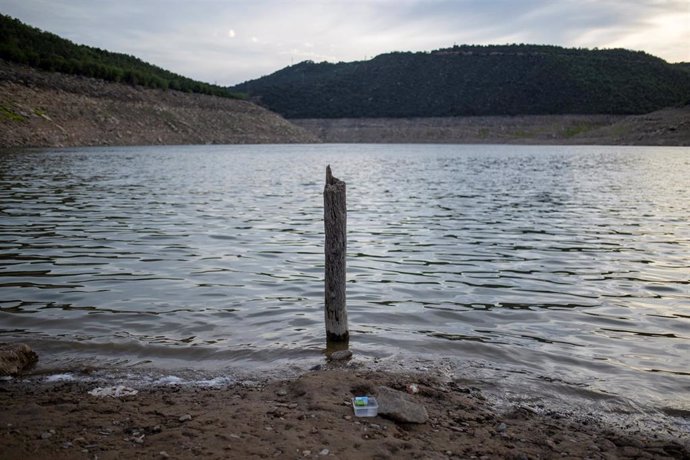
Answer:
xmin=496 ymin=422 xmax=507 ymax=433
xmin=159 ymin=451 xmax=170 ymax=458
xmin=319 ymin=448 xmax=330 ymax=456
xmin=344 ymin=415 xmax=352 ymax=421
xmin=277 ymin=389 xmax=288 ymax=396
xmin=179 ymin=414 xmax=192 ymax=422
xmin=40 ymin=432 xmax=52 ymax=440
xmin=302 ymin=450 xmax=311 ymax=456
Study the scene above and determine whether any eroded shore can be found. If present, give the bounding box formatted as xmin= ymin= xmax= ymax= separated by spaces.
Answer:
xmin=1 ymin=364 xmax=688 ymax=459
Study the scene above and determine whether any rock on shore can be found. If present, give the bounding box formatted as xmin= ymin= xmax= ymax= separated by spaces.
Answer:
xmin=0 ymin=343 xmax=37 ymax=376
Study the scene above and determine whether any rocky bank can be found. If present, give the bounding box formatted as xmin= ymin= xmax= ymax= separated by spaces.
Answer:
xmin=0 ymin=60 xmax=318 ymax=148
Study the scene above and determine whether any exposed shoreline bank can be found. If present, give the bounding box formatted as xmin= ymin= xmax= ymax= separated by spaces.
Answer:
xmin=2 ymin=364 xmax=688 ymax=459
xmin=292 ymin=107 xmax=690 ymax=146
xmin=0 ymin=60 xmax=317 ymax=148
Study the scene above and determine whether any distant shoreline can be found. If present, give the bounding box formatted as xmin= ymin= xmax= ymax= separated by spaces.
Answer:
xmin=292 ymin=109 xmax=690 ymax=146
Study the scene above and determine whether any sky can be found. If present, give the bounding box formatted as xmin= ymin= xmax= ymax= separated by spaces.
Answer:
xmin=1 ymin=0 xmax=688 ymax=86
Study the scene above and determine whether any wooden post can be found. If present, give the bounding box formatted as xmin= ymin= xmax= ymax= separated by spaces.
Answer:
xmin=324 ymin=165 xmax=349 ymax=344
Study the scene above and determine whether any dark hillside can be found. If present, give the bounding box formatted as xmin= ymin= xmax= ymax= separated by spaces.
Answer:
xmin=0 ymin=14 xmax=241 ymax=98
xmin=234 ymin=45 xmax=690 ymax=118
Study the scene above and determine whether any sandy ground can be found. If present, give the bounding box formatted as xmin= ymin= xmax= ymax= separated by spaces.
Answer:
xmin=1 ymin=363 xmax=688 ymax=460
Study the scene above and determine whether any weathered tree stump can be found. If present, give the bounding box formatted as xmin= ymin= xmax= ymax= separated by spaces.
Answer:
xmin=324 ymin=165 xmax=348 ymax=343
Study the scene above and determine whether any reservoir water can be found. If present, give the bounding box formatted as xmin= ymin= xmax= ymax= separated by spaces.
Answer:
xmin=1 ymin=144 xmax=689 ymax=426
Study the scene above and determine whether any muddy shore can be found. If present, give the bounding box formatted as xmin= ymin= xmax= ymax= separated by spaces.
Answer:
xmin=1 ymin=364 xmax=688 ymax=459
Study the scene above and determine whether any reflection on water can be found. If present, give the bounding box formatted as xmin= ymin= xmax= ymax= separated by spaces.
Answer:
xmin=1 ymin=144 xmax=689 ymax=412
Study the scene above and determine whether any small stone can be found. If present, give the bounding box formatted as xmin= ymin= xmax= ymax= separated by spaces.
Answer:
xmin=344 ymin=415 xmax=352 ymax=420
xmin=277 ymin=389 xmax=288 ymax=396
xmin=179 ymin=414 xmax=192 ymax=422
xmin=0 ymin=343 xmax=38 ymax=376
xmin=159 ymin=451 xmax=170 ymax=458
xmin=329 ymin=350 xmax=352 ymax=361
xmin=376 ymin=386 xmax=428 ymax=423
xmin=319 ymin=448 xmax=330 ymax=456
xmin=302 ymin=450 xmax=311 ymax=456
xmin=265 ymin=426 xmax=273 ymax=431
xmin=496 ymin=422 xmax=507 ymax=432
xmin=62 ymin=441 xmax=73 ymax=449
xmin=40 ymin=432 xmax=52 ymax=440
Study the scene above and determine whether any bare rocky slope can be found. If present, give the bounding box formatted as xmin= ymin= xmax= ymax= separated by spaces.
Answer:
xmin=293 ymin=107 xmax=690 ymax=146
xmin=0 ymin=60 xmax=318 ymax=148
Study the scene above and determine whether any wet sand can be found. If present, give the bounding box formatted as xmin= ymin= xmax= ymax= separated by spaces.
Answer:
xmin=1 ymin=365 xmax=688 ymax=459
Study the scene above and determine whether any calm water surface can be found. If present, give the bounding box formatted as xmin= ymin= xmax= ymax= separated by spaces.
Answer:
xmin=1 ymin=144 xmax=689 ymax=416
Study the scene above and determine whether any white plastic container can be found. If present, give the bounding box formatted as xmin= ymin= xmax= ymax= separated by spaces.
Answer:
xmin=352 ymin=396 xmax=378 ymax=417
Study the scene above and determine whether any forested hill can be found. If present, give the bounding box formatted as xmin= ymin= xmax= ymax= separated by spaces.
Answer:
xmin=234 ymin=45 xmax=690 ymax=118
xmin=0 ymin=14 xmax=241 ymax=98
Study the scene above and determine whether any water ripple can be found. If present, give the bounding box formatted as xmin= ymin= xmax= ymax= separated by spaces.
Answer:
xmin=0 ymin=144 xmax=689 ymax=412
